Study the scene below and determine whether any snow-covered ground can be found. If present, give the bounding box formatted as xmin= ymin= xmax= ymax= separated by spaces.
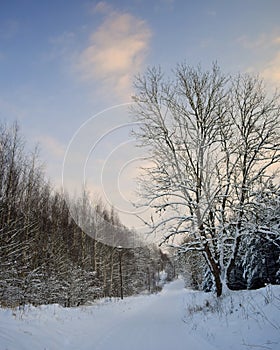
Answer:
xmin=0 ymin=279 xmax=279 ymax=350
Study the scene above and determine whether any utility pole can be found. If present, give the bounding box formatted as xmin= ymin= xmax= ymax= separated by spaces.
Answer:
xmin=117 ymin=246 xmax=123 ymax=300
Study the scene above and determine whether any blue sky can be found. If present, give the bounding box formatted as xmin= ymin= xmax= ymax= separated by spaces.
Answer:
xmin=1 ymin=0 xmax=280 ymax=228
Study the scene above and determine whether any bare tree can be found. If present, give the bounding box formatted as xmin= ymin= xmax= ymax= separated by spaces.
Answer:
xmin=131 ymin=63 xmax=280 ymax=296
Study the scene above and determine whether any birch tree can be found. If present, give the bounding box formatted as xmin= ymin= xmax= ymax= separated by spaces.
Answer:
xmin=131 ymin=63 xmax=280 ymax=296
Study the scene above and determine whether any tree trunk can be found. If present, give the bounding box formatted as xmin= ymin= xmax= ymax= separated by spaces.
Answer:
xmin=204 ymin=244 xmax=223 ymax=297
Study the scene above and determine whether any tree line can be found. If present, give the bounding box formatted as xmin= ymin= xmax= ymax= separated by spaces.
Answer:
xmin=0 ymin=122 xmax=173 ymax=307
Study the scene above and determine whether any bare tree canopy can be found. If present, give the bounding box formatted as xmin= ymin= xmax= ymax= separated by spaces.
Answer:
xmin=131 ymin=63 xmax=280 ymax=296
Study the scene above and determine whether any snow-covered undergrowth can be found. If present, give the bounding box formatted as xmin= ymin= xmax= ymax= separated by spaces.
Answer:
xmin=183 ymin=284 xmax=280 ymax=350
xmin=0 ymin=280 xmax=279 ymax=350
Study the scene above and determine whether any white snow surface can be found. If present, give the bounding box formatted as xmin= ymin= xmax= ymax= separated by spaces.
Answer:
xmin=0 ymin=279 xmax=279 ymax=350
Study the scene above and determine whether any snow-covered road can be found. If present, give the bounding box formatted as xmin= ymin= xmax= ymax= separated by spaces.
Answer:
xmin=1 ymin=279 xmax=279 ymax=350
xmin=93 ymin=280 xmax=215 ymax=350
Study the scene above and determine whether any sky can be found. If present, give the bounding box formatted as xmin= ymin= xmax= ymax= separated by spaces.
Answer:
xmin=1 ymin=0 xmax=280 ymax=231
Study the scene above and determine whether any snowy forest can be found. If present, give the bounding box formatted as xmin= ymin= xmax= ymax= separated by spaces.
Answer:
xmin=2 ymin=0 xmax=280 ymax=347
xmin=1 ymin=64 xmax=280 ymax=310
xmin=0 ymin=122 xmax=174 ymax=307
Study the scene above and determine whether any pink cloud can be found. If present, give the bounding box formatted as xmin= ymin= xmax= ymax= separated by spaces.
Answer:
xmin=39 ymin=135 xmax=65 ymax=158
xmin=261 ymin=52 xmax=280 ymax=87
xmin=79 ymin=5 xmax=151 ymax=100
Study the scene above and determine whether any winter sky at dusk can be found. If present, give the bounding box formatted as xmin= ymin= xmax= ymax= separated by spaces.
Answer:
xmin=1 ymin=0 xmax=280 ymax=228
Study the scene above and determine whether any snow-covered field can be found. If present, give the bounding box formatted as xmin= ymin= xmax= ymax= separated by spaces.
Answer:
xmin=0 ymin=279 xmax=279 ymax=350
